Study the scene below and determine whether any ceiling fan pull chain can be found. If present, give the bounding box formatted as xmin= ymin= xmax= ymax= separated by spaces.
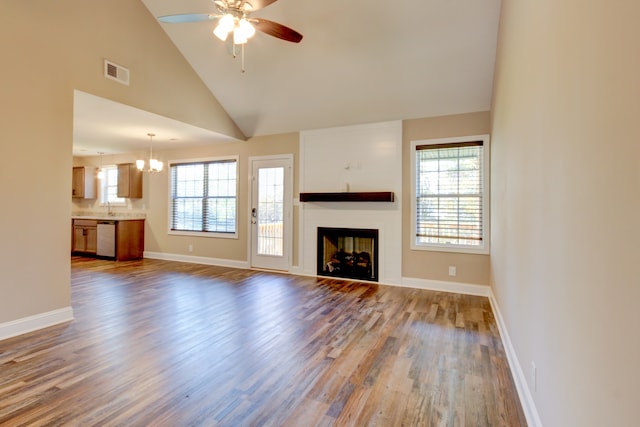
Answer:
xmin=241 ymin=43 xmax=246 ymax=73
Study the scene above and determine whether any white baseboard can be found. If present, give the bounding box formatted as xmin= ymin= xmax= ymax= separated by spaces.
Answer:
xmin=288 ymin=265 xmax=305 ymax=276
xmin=143 ymin=251 xmax=250 ymax=270
xmin=488 ymin=292 xmax=543 ymax=427
xmin=0 ymin=306 xmax=74 ymax=342
xmin=400 ymin=276 xmax=491 ymax=297
xmin=398 ymin=277 xmax=541 ymax=425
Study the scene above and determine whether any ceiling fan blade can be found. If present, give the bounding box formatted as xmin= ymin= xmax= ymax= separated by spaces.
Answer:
xmin=242 ymin=0 xmax=279 ymax=11
xmin=158 ymin=13 xmax=218 ymax=24
xmin=252 ymin=18 xmax=303 ymax=43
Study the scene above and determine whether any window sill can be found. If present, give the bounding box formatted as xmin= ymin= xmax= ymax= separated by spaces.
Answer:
xmin=168 ymin=230 xmax=238 ymax=240
xmin=410 ymin=242 xmax=490 ymax=255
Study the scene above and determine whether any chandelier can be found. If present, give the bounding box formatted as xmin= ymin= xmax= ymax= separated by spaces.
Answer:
xmin=137 ymin=133 xmax=163 ymax=173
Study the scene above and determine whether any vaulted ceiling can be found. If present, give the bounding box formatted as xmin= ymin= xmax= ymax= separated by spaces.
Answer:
xmin=74 ymin=0 xmax=502 ymax=155
xmin=141 ymin=0 xmax=502 ymax=137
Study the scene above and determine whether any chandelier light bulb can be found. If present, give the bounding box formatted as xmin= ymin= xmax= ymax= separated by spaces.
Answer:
xmin=150 ymin=158 xmax=163 ymax=172
xmin=137 ymin=133 xmax=163 ymax=173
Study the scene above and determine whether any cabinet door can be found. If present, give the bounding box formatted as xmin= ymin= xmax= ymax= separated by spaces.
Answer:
xmin=72 ymin=166 xmax=96 ymax=199
xmin=117 ymin=164 xmax=131 ymax=198
xmin=72 ymin=167 xmax=84 ymax=198
xmin=73 ymin=225 xmax=97 ymax=253
xmin=117 ymin=164 xmax=143 ymax=198
xmin=115 ymin=220 xmax=145 ymax=260
xmin=73 ymin=227 xmax=86 ymax=252
xmin=85 ymin=227 xmax=98 ymax=253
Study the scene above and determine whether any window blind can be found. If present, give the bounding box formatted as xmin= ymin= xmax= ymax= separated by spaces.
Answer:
xmin=170 ymin=160 xmax=237 ymax=233
xmin=415 ymin=141 xmax=483 ymax=247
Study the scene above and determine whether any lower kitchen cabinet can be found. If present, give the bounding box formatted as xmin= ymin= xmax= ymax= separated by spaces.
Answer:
xmin=115 ymin=220 xmax=145 ymax=261
xmin=72 ymin=218 xmax=144 ymax=261
xmin=73 ymin=220 xmax=97 ymax=254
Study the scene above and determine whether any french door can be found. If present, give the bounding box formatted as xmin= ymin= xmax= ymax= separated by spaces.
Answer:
xmin=249 ymin=155 xmax=292 ymax=271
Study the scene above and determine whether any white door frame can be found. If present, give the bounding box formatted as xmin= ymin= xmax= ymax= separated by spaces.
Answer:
xmin=248 ymin=154 xmax=293 ymax=271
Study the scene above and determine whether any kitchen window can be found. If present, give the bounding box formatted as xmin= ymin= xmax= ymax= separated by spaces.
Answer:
xmin=169 ymin=157 xmax=238 ymax=237
xmin=99 ymin=166 xmax=126 ymax=206
xmin=411 ymin=135 xmax=490 ymax=254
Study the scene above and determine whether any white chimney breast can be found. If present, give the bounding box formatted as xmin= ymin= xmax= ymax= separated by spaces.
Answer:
xmin=299 ymin=121 xmax=402 ymax=284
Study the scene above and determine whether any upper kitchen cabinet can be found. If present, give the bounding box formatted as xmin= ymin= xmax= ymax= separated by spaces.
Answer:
xmin=72 ymin=166 xmax=96 ymax=199
xmin=117 ymin=163 xmax=143 ymax=199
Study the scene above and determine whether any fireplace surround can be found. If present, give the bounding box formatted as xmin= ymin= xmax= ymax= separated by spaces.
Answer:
xmin=299 ymin=121 xmax=402 ymax=284
xmin=317 ymin=227 xmax=379 ymax=282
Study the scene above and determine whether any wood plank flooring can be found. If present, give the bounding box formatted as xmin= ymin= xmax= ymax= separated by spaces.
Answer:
xmin=0 ymin=257 xmax=527 ymax=426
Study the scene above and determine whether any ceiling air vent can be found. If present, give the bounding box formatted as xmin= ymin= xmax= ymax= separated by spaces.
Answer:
xmin=104 ymin=59 xmax=129 ymax=86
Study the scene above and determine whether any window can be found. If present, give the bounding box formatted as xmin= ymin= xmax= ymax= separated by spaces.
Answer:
xmin=169 ymin=157 xmax=238 ymax=236
xmin=99 ymin=166 xmax=125 ymax=206
xmin=411 ymin=135 xmax=490 ymax=254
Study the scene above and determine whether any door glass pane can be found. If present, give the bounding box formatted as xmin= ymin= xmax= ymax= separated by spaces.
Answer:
xmin=257 ymin=167 xmax=284 ymax=256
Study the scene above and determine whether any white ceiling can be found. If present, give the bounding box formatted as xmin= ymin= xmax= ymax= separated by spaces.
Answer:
xmin=73 ymin=91 xmax=237 ymax=156
xmin=74 ymin=0 xmax=502 ymax=155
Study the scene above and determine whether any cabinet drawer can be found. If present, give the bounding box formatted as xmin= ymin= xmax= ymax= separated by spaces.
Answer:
xmin=74 ymin=219 xmax=98 ymax=227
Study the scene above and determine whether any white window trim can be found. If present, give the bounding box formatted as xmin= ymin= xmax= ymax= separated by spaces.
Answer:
xmin=167 ymin=155 xmax=240 ymax=239
xmin=98 ymin=165 xmax=127 ymax=207
xmin=410 ymin=134 xmax=490 ymax=255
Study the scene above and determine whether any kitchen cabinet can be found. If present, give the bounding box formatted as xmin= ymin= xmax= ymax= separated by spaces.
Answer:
xmin=72 ymin=166 xmax=96 ymax=199
xmin=72 ymin=218 xmax=144 ymax=260
xmin=117 ymin=163 xmax=143 ymax=199
xmin=73 ymin=219 xmax=97 ymax=254
xmin=115 ymin=220 xmax=145 ymax=260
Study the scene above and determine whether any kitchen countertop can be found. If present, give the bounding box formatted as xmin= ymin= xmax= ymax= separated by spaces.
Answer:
xmin=72 ymin=213 xmax=146 ymax=221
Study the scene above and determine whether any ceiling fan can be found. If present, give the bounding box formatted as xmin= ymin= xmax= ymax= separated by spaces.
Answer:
xmin=158 ymin=0 xmax=303 ymax=72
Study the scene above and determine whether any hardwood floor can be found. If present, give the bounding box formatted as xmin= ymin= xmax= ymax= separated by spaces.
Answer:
xmin=0 ymin=257 xmax=526 ymax=426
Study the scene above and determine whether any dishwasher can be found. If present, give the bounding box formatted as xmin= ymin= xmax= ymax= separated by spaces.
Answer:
xmin=96 ymin=221 xmax=116 ymax=257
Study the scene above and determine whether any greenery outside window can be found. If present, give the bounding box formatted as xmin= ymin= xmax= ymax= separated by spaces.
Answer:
xmin=169 ymin=157 xmax=238 ymax=238
xmin=411 ymin=135 xmax=490 ymax=254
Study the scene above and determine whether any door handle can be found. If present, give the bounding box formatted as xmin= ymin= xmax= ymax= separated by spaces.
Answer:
xmin=251 ymin=208 xmax=257 ymax=224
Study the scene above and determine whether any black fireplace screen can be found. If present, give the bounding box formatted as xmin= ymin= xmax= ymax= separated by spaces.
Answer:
xmin=317 ymin=227 xmax=379 ymax=282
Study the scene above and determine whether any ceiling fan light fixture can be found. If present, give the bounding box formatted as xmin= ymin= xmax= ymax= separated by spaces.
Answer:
xmin=233 ymin=29 xmax=248 ymax=44
xmin=213 ymin=13 xmax=234 ymax=40
xmin=238 ymin=18 xmax=255 ymax=39
xmin=158 ymin=0 xmax=303 ymax=72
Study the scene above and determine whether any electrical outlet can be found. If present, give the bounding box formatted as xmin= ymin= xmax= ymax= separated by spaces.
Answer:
xmin=531 ymin=361 xmax=537 ymax=392
xmin=448 ymin=266 xmax=457 ymax=276
xmin=188 ymin=244 xmax=193 ymax=252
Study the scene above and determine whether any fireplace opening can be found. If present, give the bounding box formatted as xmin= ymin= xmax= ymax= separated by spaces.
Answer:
xmin=317 ymin=227 xmax=379 ymax=282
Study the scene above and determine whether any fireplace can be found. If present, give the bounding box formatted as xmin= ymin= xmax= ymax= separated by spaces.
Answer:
xmin=317 ymin=227 xmax=379 ymax=282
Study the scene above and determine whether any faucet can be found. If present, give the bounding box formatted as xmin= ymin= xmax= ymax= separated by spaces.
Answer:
xmin=107 ymin=201 xmax=114 ymax=217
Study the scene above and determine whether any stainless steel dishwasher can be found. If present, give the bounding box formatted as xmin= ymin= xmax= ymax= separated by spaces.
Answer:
xmin=96 ymin=221 xmax=116 ymax=257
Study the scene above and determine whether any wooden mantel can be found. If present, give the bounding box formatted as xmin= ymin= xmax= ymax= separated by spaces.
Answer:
xmin=299 ymin=191 xmax=395 ymax=202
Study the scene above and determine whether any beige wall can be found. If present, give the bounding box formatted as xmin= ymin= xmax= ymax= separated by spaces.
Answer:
xmin=78 ymin=115 xmax=491 ymax=285
xmin=491 ymin=1 xmax=640 ymax=425
xmin=1 ymin=0 xmax=241 ymax=325
xmin=74 ymin=133 xmax=299 ymax=265
xmin=145 ymin=133 xmax=299 ymax=264
xmin=402 ymin=112 xmax=491 ymax=285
